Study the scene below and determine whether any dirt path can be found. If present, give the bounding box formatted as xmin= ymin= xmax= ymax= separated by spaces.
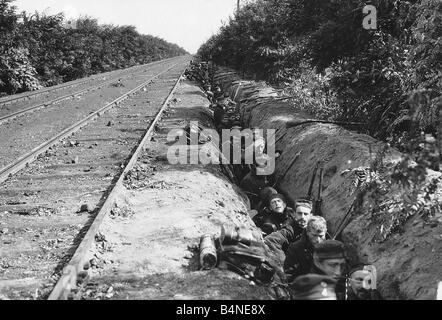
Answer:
xmin=80 ymin=80 xmax=273 ymax=300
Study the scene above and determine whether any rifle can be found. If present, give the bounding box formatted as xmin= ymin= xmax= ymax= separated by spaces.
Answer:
xmin=315 ymin=167 xmax=324 ymax=216
xmin=332 ymin=198 xmax=357 ymax=240
xmin=307 ymin=162 xmax=320 ymax=201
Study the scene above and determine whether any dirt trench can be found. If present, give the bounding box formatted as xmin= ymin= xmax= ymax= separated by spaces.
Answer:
xmin=212 ymin=68 xmax=442 ymax=300
xmin=80 ymin=79 xmax=273 ymax=300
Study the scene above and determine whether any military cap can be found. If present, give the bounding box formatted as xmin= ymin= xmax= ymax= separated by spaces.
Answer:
xmin=348 ymin=264 xmax=366 ymax=276
xmin=291 ymin=274 xmax=337 ymax=300
xmin=295 ymin=199 xmax=313 ymax=211
xmin=313 ymin=240 xmax=346 ymax=260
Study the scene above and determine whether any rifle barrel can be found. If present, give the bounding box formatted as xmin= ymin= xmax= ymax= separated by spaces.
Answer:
xmin=318 ymin=167 xmax=323 ymax=199
xmin=307 ymin=162 xmax=320 ymax=200
xmin=332 ymin=200 xmax=356 ymax=239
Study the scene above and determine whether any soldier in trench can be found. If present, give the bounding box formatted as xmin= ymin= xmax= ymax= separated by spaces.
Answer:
xmin=252 ymin=193 xmax=295 ymax=236
xmin=239 ymin=160 xmax=270 ymax=208
xmin=270 ymin=237 xmax=347 ymax=300
xmin=347 ymin=265 xmax=383 ymax=300
xmin=213 ymin=92 xmax=234 ymax=129
xmin=302 ymin=239 xmax=348 ymax=300
xmin=264 ymin=199 xmax=315 ymax=263
xmin=290 ymin=274 xmax=338 ymax=300
xmin=283 ymin=216 xmax=328 ymax=283
xmin=286 ymin=239 xmax=383 ymax=300
xmin=263 ymin=215 xmax=327 ymax=300
xmin=219 ymin=93 xmax=239 ymax=129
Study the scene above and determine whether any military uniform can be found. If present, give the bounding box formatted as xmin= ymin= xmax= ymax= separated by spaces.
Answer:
xmin=283 ymin=232 xmax=315 ymax=283
xmin=264 ymin=219 xmax=305 ymax=260
xmin=347 ymin=287 xmax=383 ymax=300
xmin=306 ymin=240 xmax=349 ymax=300
xmin=253 ymin=206 xmax=295 ymax=236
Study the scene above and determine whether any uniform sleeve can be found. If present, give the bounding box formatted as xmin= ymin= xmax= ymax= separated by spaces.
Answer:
xmin=253 ymin=211 xmax=265 ymax=228
xmin=283 ymin=244 xmax=301 ymax=283
xmin=264 ymin=224 xmax=295 ymax=253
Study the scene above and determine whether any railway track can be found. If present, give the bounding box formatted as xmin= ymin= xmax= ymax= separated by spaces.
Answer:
xmin=0 ymin=57 xmax=177 ymax=124
xmin=0 ymin=56 xmax=176 ymax=109
xmin=0 ymin=58 xmax=186 ymax=172
xmin=0 ymin=56 xmax=190 ymax=300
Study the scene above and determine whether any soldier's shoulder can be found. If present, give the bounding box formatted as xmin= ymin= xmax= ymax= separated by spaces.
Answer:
xmin=290 ymin=237 xmax=307 ymax=252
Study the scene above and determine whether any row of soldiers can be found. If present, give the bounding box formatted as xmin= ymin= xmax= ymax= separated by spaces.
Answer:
xmin=238 ymin=137 xmax=382 ymax=299
xmin=189 ymin=60 xmax=382 ymax=299
xmin=186 ymin=61 xmax=242 ymax=130
xmin=227 ymin=113 xmax=381 ymax=299
xmin=258 ymin=193 xmax=381 ymax=300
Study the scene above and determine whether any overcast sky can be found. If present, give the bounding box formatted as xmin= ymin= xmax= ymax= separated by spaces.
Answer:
xmin=14 ymin=0 xmax=239 ymax=54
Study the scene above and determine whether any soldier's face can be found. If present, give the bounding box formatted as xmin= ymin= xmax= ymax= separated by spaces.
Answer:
xmin=269 ymin=198 xmax=286 ymax=214
xmin=317 ymin=258 xmax=346 ymax=280
xmin=294 ymin=207 xmax=312 ymax=228
xmin=307 ymin=228 xmax=326 ymax=245
xmin=350 ymin=270 xmax=372 ymax=298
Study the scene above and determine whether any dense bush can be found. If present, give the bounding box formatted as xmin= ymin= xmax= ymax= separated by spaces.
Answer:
xmin=198 ymin=0 xmax=441 ymax=149
xmin=0 ymin=47 xmax=41 ymax=93
xmin=0 ymin=0 xmax=187 ymax=95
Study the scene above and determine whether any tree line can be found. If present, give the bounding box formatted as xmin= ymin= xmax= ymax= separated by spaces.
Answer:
xmin=0 ymin=0 xmax=187 ymax=96
xmin=198 ymin=0 xmax=441 ymax=151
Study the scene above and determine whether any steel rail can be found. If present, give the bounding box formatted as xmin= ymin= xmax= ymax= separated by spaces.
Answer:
xmin=0 ymin=56 xmax=179 ymax=107
xmin=0 ymin=58 xmax=180 ymax=124
xmin=47 ymin=63 xmax=187 ymax=300
xmin=0 ymin=61 xmax=184 ymax=185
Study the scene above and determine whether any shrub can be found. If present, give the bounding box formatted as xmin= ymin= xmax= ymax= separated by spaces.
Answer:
xmin=0 ymin=47 xmax=41 ymax=94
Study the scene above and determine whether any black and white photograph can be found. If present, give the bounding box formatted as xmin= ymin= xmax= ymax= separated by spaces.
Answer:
xmin=0 ymin=0 xmax=441 ymax=306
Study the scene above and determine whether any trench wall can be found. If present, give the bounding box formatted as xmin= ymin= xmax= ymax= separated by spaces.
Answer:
xmin=213 ymin=68 xmax=442 ymax=300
